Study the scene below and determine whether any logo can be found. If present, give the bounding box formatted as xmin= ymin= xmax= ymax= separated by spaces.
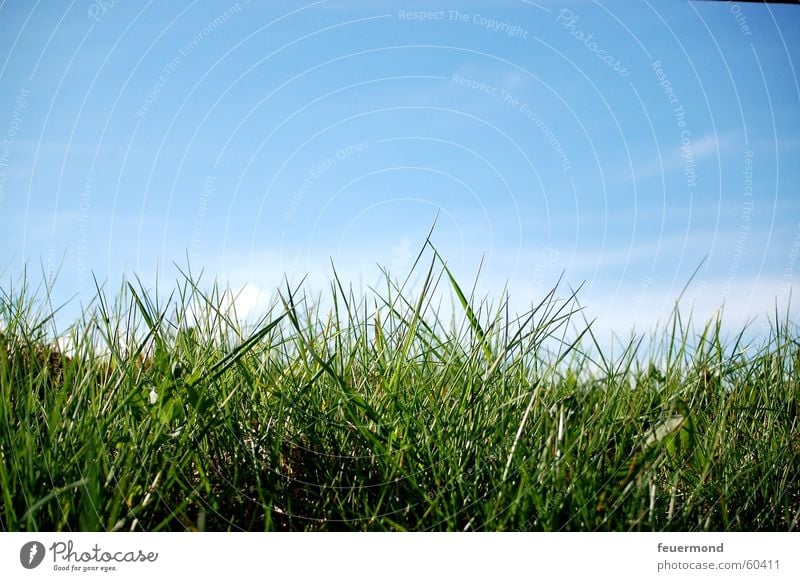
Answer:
xmin=20 ymin=541 xmax=46 ymax=569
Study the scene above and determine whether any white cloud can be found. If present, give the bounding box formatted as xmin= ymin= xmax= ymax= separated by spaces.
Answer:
xmin=574 ymin=276 xmax=797 ymax=343
xmin=623 ymin=130 xmax=733 ymax=185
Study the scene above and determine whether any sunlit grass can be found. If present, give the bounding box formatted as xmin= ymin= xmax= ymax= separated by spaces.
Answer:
xmin=1 ymin=243 xmax=798 ymax=531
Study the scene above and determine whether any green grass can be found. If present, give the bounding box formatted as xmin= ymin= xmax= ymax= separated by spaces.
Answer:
xmin=1 ymin=244 xmax=798 ymax=531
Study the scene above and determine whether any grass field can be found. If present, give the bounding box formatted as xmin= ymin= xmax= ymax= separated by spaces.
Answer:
xmin=1 ymin=243 xmax=798 ymax=531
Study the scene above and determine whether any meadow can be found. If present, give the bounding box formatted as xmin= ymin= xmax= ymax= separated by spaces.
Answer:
xmin=1 ymin=243 xmax=798 ymax=531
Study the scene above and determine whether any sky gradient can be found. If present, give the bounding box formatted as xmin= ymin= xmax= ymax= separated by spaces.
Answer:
xmin=1 ymin=0 xmax=799 ymax=339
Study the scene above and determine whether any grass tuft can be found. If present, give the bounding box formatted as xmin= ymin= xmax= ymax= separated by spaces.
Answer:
xmin=0 ymin=246 xmax=798 ymax=531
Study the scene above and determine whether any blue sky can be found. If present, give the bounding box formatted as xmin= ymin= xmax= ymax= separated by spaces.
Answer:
xmin=1 ymin=0 xmax=798 ymax=338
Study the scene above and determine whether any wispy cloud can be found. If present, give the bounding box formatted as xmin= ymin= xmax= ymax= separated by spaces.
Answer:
xmin=622 ymin=130 xmax=736 ymax=185
xmin=575 ymin=275 xmax=797 ymax=341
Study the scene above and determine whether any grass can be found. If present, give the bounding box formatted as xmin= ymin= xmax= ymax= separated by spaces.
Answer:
xmin=0 ymin=242 xmax=798 ymax=531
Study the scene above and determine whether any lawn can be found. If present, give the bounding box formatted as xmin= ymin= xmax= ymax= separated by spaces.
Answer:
xmin=1 ymin=243 xmax=798 ymax=531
